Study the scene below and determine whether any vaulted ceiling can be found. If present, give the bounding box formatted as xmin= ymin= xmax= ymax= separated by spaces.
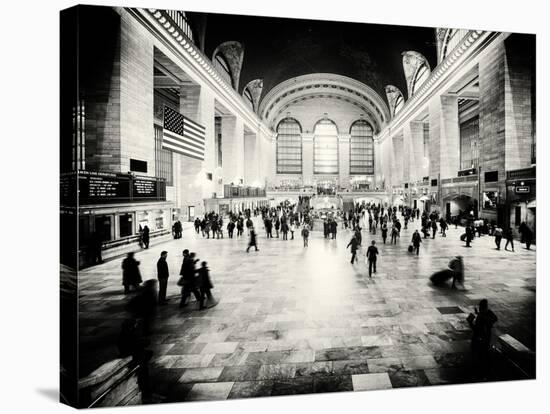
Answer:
xmin=188 ymin=11 xmax=438 ymax=105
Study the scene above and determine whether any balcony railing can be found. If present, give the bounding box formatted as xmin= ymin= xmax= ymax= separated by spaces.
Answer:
xmin=223 ymin=185 xmax=266 ymax=198
xmin=164 ymin=10 xmax=197 ymax=46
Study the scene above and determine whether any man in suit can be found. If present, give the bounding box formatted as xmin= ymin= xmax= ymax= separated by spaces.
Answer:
xmin=157 ymin=251 xmax=169 ymax=304
xmin=347 ymin=235 xmax=360 ymax=264
xmin=366 ymin=240 xmax=379 ymax=277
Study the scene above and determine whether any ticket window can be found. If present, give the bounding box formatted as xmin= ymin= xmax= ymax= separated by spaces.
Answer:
xmin=119 ymin=213 xmax=134 ymax=238
xmin=94 ymin=215 xmax=113 ymax=242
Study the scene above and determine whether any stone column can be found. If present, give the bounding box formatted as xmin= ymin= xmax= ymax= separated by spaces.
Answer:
xmin=338 ymin=133 xmax=351 ymax=189
xmin=409 ymin=120 xmax=427 ymax=183
xmin=173 ymin=84 xmax=216 ymax=219
xmin=302 ymin=133 xmax=314 ymax=186
xmin=221 ymin=115 xmax=245 ymax=185
xmin=244 ymin=131 xmax=259 ymax=185
xmin=439 ymin=94 xmax=460 ymax=179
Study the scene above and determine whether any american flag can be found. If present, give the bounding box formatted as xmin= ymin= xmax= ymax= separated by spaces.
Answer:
xmin=162 ymin=105 xmax=206 ymax=160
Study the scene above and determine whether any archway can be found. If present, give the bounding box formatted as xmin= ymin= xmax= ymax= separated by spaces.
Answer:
xmin=444 ymin=194 xmax=478 ymax=221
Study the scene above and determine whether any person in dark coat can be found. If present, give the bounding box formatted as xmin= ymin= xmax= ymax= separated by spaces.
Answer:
xmin=465 ymin=225 xmax=474 ymax=247
xmin=179 ymin=251 xmax=201 ymax=308
xmin=347 ymin=235 xmax=360 ymax=264
xmin=196 ymin=261 xmax=215 ymax=310
xmin=519 ymin=222 xmax=533 ymax=250
xmin=89 ymin=231 xmax=103 ymax=265
xmin=440 ymin=218 xmax=448 ymax=237
xmin=411 ymin=230 xmax=422 ymax=255
xmin=504 ymin=228 xmax=515 ymax=252
xmin=227 ymin=220 xmax=235 ymax=238
xmin=381 ymin=221 xmax=388 ymax=244
xmin=274 ymin=217 xmax=280 ymax=238
xmin=493 ymin=225 xmax=503 ymax=250
xmin=156 ymin=251 xmax=169 ymax=304
xmin=142 ymin=225 xmax=150 ymax=249
xmin=237 ymin=218 xmax=244 ymax=237
xmin=449 ymin=255 xmax=464 ymax=289
xmin=127 ymin=279 xmax=157 ymax=335
xmin=301 ymin=225 xmax=310 ymax=247
xmin=122 ymin=252 xmax=142 ymax=293
xmin=330 ymin=220 xmax=337 ymax=239
xmin=366 ymin=240 xmax=379 ymax=277
xmin=247 ymin=226 xmax=259 ymax=252
xmin=467 ymin=299 xmax=498 ymax=380
xmin=117 ymin=319 xmax=153 ymax=399
xmin=431 ymin=219 xmax=438 ymax=239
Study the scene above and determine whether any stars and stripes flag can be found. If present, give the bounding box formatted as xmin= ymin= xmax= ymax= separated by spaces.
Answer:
xmin=162 ymin=105 xmax=206 ymax=161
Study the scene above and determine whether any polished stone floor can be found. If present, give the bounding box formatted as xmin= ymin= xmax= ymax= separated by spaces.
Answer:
xmin=78 ymin=216 xmax=536 ymax=402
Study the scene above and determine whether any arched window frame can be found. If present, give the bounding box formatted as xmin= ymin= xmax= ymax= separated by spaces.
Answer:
xmin=213 ymin=53 xmax=232 ymax=86
xmin=412 ymin=64 xmax=430 ymax=95
xmin=393 ymin=94 xmax=404 ymax=116
xmin=349 ymin=119 xmax=374 ymax=175
xmin=243 ymin=87 xmax=254 ymax=111
xmin=276 ymin=117 xmax=302 ymax=174
xmin=313 ymin=118 xmax=339 ymax=175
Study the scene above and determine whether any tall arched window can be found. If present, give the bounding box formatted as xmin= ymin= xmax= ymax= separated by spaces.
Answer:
xmin=412 ymin=64 xmax=429 ymax=95
xmin=243 ymin=88 xmax=254 ymax=111
xmin=214 ymin=54 xmax=232 ymax=85
xmin=276 ymin=118 xmax=302 ymax=174
xmin=350 ymin=120 xmax=374 ymax=175
xmin=394 ymin=94 xmax=404 ymax=116
xmin=314 ymin=119 xmax=338 ymax=174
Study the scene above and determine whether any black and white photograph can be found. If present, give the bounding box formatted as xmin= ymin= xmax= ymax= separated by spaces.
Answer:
xmin=3 ymin=0 xmax=547 ymax=412
xmin=57 ymin=2 xmax=540 ymax=408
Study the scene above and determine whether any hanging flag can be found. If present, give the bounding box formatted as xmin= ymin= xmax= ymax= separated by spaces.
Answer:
xmin=162 ymin=105 xmax=205 ymax=160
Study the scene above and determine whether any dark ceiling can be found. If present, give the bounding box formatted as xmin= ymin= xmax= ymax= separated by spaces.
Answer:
xmin=188 ymin=11 xmax=438 ymax=104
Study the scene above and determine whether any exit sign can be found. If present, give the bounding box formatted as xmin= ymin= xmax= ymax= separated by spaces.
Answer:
xmin=515 ymin=186 xmax=530 ymax=194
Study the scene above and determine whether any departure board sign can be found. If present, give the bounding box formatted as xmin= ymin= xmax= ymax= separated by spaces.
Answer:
xmin=59 ymin=171 xmax=165 ymax=205
xmin=133 ymin=178 xmax=158 ymax=199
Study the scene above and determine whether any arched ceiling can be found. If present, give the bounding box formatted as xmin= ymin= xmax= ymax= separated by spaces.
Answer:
xmin=188 ymin=11 xmax=437 ymax=105
xmin=260 ymin=74 xmax=390 ymax=133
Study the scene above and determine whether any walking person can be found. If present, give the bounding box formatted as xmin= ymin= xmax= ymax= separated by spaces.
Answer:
xmin=449 ymin=255 xmax=464 ymax=289
xmin=290 ymin=220 xmax=296 ymax=240
xmin=227 ymin=220 xmax=235 ymax=238
xmin=196 ymin=261 xmax=215 ymax=310
xmin=519 ymin=222 xmax=534 ymax=250
xmin=274 ymin=217 xmax=280 ymax=238
xmin=301 ymin=225 xmax=310 ymax=247
xmin=366 ymin=240 xmax=379 ymax=278
xmin=178 ymin=250 xmax=201 ymax=308
xmin=381 ymin=221 xmax=388 ymax=244
xmin=411 ymin=230 xmax=422 ymax=255
xmin=156 ymin=251 xmax=169 ymax=304
xmin=281 ymin=221 xmax=289 ymax=240
xmin=390 ymin=225 xmax=399 ymax=245
xmin=122 ymin=252 xmax=142 ymax=294
xmin=467 ymin=299 xmax=498 ymax=380
xmin=142 ymin=225 xmax=150 ymax=249
xmin=431 ymin=219 xmax=437 ymax=239
xmin=465 ymin=225 xmax=474 ymax=247
xmin=440 ymin=218 xmax=448 ymax=237
xmin=493 ymin=225 xmax=503 ymax=250
xmin=347 ymin=235 xmax=360 ymax=264
xmin=504 ymin=228 xmax=515 ymax=252
xmin=246 ymin=226 xmax=259 ymax=252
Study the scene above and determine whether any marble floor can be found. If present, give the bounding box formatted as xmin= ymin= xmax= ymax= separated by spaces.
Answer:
xmin=78 ymin=216 xmax=536 ymax=403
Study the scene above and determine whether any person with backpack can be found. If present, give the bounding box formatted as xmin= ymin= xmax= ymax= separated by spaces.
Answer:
xmin=301 ymin=225 xmax=310 ymax=247
xmin=366 ymin=240 xmax=379 ymax=277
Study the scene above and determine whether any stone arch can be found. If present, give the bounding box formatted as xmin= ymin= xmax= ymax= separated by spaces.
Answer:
xmin=385 ymin=85 xmax=405 ymax=118
xmin=212 ymin=41 xmax=245 ymax=90
xmin=402 ymin=51 xmax=431 ymax=98
xmin=242 ymin=79 xmax=264 ymax=113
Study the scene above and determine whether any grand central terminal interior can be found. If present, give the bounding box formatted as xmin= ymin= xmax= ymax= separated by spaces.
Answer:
xmin=60 ymin=5 xmax=536 ymax=407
